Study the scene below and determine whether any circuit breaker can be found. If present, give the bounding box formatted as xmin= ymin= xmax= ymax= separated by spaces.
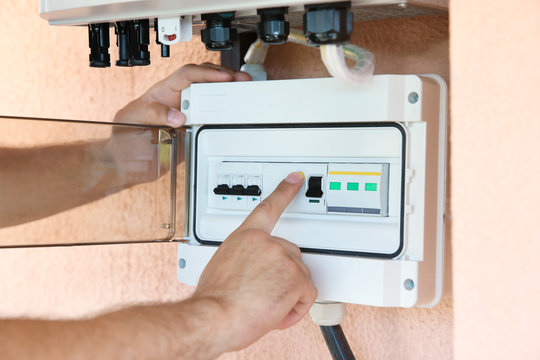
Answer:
xmin=194 ymin=125 xmax=403 ymax=256
xmin=177 ymin=75 xmax=447 ymax=308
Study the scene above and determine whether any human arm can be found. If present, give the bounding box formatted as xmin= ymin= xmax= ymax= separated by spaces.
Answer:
xmin=0 ymin=172 xmax=317 ymax=359
xmin=0 ymin=64 xmax=250 ymax=228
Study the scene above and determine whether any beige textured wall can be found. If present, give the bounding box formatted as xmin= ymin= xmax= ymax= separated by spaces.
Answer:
xmin=451 ymin=0 xmax=540 ymax=358
xmin=0 ymin=2 xmax=451 ymax=359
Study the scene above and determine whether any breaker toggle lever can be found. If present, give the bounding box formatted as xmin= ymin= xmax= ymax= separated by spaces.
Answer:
xmin=213 ymin=184 xmax=230 ymax=195
xmin=305 ymin=176 xmax=323 ymax=198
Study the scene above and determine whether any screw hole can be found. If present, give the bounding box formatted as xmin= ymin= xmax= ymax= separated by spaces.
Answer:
xmin=403 ymin=278 xmax=415 ymax=291
xmin=178 ymin=258 xmax=187 ymax=269
xmin=408 ymin=92 xmax=419 ymax=104
xmin=182 ymin=100 xmax=190 ymax=110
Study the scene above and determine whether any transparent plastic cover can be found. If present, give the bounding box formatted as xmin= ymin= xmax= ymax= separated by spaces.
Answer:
xmin=0 ymin=116 xmax=178 ymax=247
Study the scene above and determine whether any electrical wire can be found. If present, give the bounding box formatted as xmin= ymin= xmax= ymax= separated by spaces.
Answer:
xmin=320 ymin=325 xmax=356 ymax=360
xmin=241 ymin=39 xmax=270 ymax=81
xmin=289 ymin=29 xmax=375 ymax=85
xmin=244 ymin=39 xmax=269 ymax=65
xmin=310 ymin=302 xmax=357 ymax=360
xmin=242 ymin=29 xmax=374 ymax=85
xmin=320 ymin=43 xmax=374 ymax=85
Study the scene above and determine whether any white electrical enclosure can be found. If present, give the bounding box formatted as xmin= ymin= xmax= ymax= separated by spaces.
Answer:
xmin=39 ymin=0 xmax=446 ymax=26
xmin=177 ymin=75 xmax=447 ymax=308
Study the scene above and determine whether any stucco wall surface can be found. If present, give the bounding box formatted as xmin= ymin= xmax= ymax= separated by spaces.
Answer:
xmin=0 ymin=2 xmax=451 ymax=359
xmin=450 ymin=0 xmax=540 ymax=359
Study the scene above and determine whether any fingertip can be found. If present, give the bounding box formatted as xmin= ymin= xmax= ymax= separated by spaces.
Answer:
xmin=284 ymin=172 xmax=304 ymax=184
xmin=167 ymin=108 xmax=185 ymax=127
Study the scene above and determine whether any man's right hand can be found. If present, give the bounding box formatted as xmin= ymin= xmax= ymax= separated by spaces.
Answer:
xmin=192 ymin=171 xmax=318 ymax=354
xmin=0 ymin=171 xmax=316 ymax=360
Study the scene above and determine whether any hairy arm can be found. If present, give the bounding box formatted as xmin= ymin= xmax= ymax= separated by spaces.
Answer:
xmin=0 ymin=140 xmax=128 ymax=228
xmin=0 ymin=64 xmax=250 ymax=228
xmin=0 ymin=298 xmax=229 ymax=360
xmin=0 ymin=172 xmax=317 ymax=360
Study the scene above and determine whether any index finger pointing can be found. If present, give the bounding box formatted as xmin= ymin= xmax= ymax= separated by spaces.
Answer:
xmin=240 ymin=172 xmax=304 ymax=233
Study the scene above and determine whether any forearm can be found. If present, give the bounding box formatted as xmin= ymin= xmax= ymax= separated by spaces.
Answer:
xmin=0 ymin=297 xmax=230 ymax=360
xmin=0 ymin=135 xmax=156 ymax=228
xmin=0 ymin=142 xmax=121 ymax=227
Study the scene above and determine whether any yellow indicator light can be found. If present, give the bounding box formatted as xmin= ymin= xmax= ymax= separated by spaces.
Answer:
xmin=328 ymin=171 xmax=381 ymax=176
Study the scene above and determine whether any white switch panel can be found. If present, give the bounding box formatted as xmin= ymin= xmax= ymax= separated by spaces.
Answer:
xmin=193 ymin=124 xmax=405 ymax=257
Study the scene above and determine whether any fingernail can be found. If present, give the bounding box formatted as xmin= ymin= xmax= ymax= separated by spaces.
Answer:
xmin=167 ymin=108 xmax=184 ymax=127
xmin=285 ymin=172 xmax=304 ymax=184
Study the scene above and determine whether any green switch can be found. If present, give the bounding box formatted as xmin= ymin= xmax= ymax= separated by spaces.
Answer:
xmin=347 ymin=182 xmax=359 ymax=191
xmin=329 ymin=182 xmax=341 ymax=190
xmin=365 ymin=183 xmax=377 ymax=191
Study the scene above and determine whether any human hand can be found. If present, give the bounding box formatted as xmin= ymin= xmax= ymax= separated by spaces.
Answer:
xmin=113 ymin=63 xmax=251 ymax=127
xmin=105 ymin=64 xmax=251 ymax=186
xmin=192 ymin=172 xmax=318 ymax=355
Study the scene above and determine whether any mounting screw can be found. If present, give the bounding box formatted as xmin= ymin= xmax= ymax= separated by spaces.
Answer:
xmin=178 ymin=258 xmax=187 ymax=269
xmin=408 ymin=92 xmax=419 ymax=104
xmin=403 ymin=278 xmax=415 ymax=291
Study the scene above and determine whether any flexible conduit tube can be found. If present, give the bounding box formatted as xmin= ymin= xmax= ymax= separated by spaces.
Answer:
xmin=320 ymin=44 xmax=374 ymax=85
xmin=320 ymin=325 xmax=356 ymax=360
xmin=289 ymin=29 xmax=375 ymax=85
xmin=243 ymin=29 xmax=374 ymax=85
xmin=310 ymin=302 xmax=357 ymax=360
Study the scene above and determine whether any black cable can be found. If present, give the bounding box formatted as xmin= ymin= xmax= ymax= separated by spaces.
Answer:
xmin=320 ymin=325 xmax=356 ymax=360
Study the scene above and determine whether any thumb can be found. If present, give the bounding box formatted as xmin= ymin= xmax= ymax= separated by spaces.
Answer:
xmin=114 ymin=100 xmax=185 ymax=128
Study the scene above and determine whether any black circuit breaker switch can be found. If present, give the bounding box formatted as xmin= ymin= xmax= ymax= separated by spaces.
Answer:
xmin=229 ymin=185 xmax=246 ymax=195
xmin=244 ymin=185 xmax=262 ymax=196
xmin=213 ymin=184 xmax=230 ymax=195
xmin=305 ymin=176 xmax=323 ymax=198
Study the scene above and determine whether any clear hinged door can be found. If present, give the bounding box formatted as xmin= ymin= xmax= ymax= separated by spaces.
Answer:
xmin=0 ymin=116 xmax=184 ymax=247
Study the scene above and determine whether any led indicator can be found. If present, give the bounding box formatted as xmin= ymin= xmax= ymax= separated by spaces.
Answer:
xmin=309 ymin=199 xmax=320 ymax=203
xmin=222 ymin=196 xmax=227 ymax=200
xmin=252 ymin=197 xmax=258 ymax=201
xmin=365 ymin=183 xmax=377 ymax=191
xmin=329 ymin=182 xmax=341 ymax=190
xmin=237 ymin=197 xmax=242 ymax=200
xmin=347 ymin=182 xmax=359 ymax=191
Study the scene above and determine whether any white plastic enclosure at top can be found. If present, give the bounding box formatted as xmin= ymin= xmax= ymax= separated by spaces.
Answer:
xmin=177 ymin=75 xmax=447 ymax=308
xmin=38 ymin=0 xmax=447 ymax=26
